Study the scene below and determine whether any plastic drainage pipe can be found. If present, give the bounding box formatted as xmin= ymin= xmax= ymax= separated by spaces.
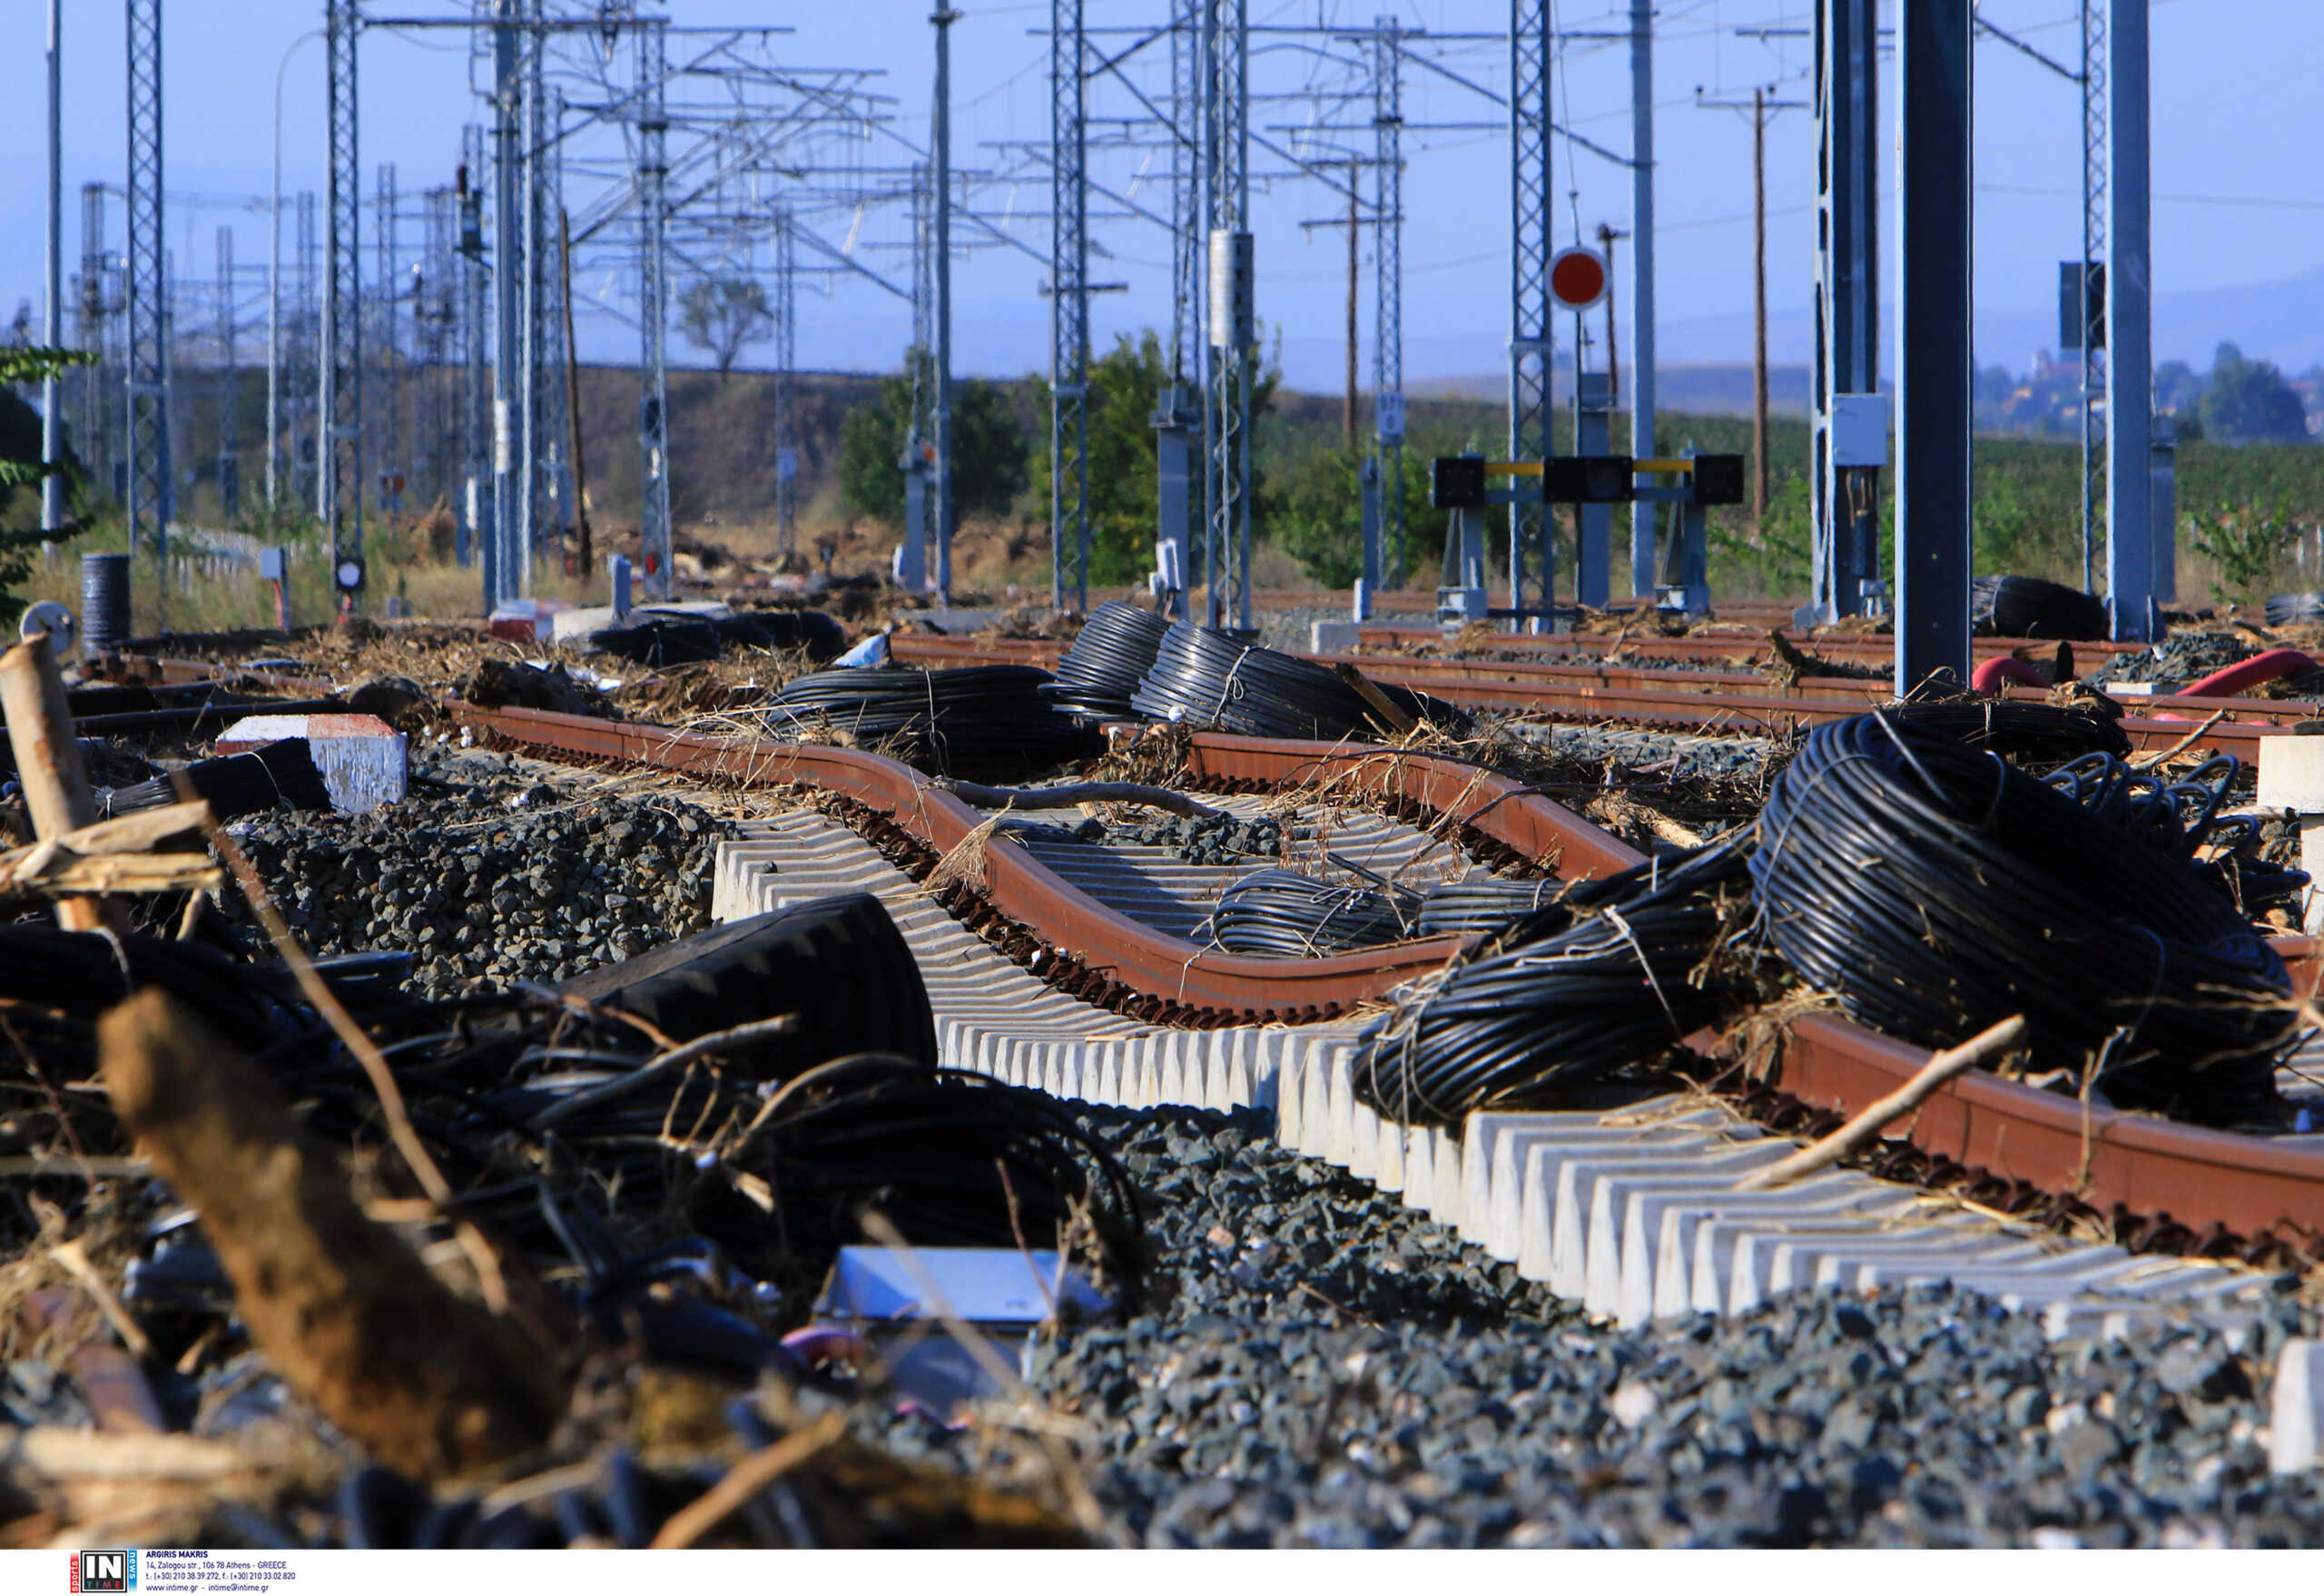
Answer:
xmin=1970 ymin=655 xmax=2049 ymax=696
xmin=2171 ymin=648 xmax=2318 ymax=701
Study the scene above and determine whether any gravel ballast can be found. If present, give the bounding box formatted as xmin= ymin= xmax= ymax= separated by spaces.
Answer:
xmin=227 ymin=740 xmax=725 ymax=996
xmin=1026 ymin=1106 xmax=2324 ymax=1549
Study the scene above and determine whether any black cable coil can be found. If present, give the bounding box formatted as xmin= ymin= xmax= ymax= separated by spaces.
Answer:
xmin=1354 ymin=840 xmax=1753 ymax=1128
xmin=1413 ymin=876 xmax=1562 ymax=938
xmin=98 ymin=736 xmax=334 ymax=821
xmin=1881 ymin=697 xmax=2131 ymax=763
xmin=2042 ymin=751 xmax=2309 ymax=919
xmin=1206 ymin=868 xmax=1418 ymax=957
xmin=1748 ymin=712 xmax=2293 ymax=1125
xmin=1042 ymin=601 xmax=1172 ymax=719
xmin=1972 ymin=574 xmax=2110 ymax=640
xmin=2266 ymin=592 xmax=2324 ymax=629
xmin=762 ymin=664 xmax=1085 ymax=778
xmin=1128 ymin=623 xmax=1471 ymax=742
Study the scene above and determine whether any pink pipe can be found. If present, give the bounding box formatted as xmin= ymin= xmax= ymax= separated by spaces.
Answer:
xmin=1970 ymin=655 xmax=2049 ymax=696
xmin=2171 ymin=648 xmax=2318 ymax=701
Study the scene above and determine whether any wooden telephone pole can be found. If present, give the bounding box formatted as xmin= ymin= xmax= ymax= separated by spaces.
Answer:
xmin=1697 ymin=84 xmax=1803 ymax=534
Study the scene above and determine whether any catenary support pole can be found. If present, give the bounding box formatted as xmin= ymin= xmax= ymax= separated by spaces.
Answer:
xmin=1049 ymin=0 xmax=1089 ymax=612
xmin=635 ymin=17 xmax=673 ymax=601
xmin=42 ymin=0 xmax=64 ymax=537
xmin=123 ymin=0 xmax=172 ymax=574
xmin=1628 ymin=0 xmax=1656 ymax=596
xmin=1807 ymin=0 xmax=1882 ymax=625
xmin=1509 ymin=0 xmax=1553 ymax=628
xmin=933 ymin=5 xmax=959 ymax=604
xmin=322 ymin=0 xmax=363 ymax=608
xmin=1893 ymin=0 xmax=1974 ymax=695
xmin=2102 ymin=0 xmax=2153 ymax=641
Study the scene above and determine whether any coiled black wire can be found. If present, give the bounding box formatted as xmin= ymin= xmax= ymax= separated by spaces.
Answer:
xmin=762 ymin=665 xmax=1085 ymax=778
xmin=1355 ymin=840 xmax=1753 ymax=1127
xmin=1413 ymin=876 xmax=1561 ymax=937
xmin=1973 ymin=574 xmax=2109 ymax=640
xmin=1748 ymin=712 xmax=2292 ymax=1125
xmin=1206 ymin=868 xmax=1418 ymax=957
xmin=1128 ymin=624 xmax=1470 ymax=741
xmin=1043 ymin=601 xmax=1172 ymax=719
xmin=1883 ymin=697 xmax=2130 ymax=762
xmin=99 ymin=736 xmax=333 ymax=820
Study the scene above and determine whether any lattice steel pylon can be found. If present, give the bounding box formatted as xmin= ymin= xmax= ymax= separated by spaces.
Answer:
xmin=1373 ymin=17 xmax=1406 ymax=589
xmin=488 ymin=2 xmax=522 ymax=609
xmin=1049 ymin=0 xmax=1090 ymax=612
xmin=635 ymin=15 xmax=674 ymax=599
xmin=458 ymin=130 xmax=489 ymax=573
xmin=78 ymin=183 xmax=110 ymax=504
xmin=216 ymin=224 xmax=240 ymax=516
xmin=537 ymin=87 xmax=571 ymax=554
xmin=376 ymin=161 xmax=400 ymax=514
xmin=1508 ymin=0 xmax=1554 ymax=624
xmin=1203 ymin=0 xmax=1252 ymax=631
xmin=123 ymin=0 xmax=172 ymax=561
xmin=295 ymin=189 xmax=319 ymax=510
xmin=2079 ymin=0 xmax=2107 ymax=592
xmin=322 ymin=0 xmax=364 ymax=598
xmin=517 ymin=0 xmax=545 ymax=587
xmin=772 ymin=209 xmax=798 ymax=557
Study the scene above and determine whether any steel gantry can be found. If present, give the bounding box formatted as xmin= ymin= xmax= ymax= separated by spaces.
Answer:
xmin=1203 ymin=0 xmax=1253 ymax=631
xmin=1371 ymin=16 xmax=1406 ymax=594
xmin=322 ymin=0 xmax=364 ymax=601
xmin=1049 ymin=0 xmax=1091 ymax=612
xmin=1507 ymin=0 xmax=1554 ymax=626
xmin=1805 ymin=0 xmax=1884 ymax=626
xmin=123 ymin=0 xmax=172 ymax=562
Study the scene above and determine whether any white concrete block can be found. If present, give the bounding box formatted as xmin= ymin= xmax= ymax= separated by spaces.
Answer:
xmin=215 ymin=714 xmax=407 ymax=813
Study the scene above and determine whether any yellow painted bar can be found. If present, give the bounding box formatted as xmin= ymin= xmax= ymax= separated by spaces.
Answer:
xmin=1634 ymin=458 xmax=1694 ymax=473
xmin=1487 ymin=460 xmax=1545 ymax=476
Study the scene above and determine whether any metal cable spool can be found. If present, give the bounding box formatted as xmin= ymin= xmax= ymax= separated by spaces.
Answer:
xmin=1748 ymin=711 xmax=2294 ymax=1126
xmin=1128 ymin=623 xmax=1469 ymax=741
xmin=1042 ymin=601 xmax=1172 ymax=719
xmin=762 ymin=664 xmax=1085 ymax=778
xmin=80 ymin=553 xmax=132 ymax=656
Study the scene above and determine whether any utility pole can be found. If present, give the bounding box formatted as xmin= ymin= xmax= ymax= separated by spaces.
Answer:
xmin=1509 ymin=0 xmax=1553 ymax=628
xmin=42 ymin=0 xmax=64 ymax=537
xmin=1628 ymin=0 xmax=1658 ymax=596
xmin=933 ymin=5 xmax=959 ymax=604
xmin=1049 ymin=0 xmax=1089 ymax=610
xmin=323 ymin=0 xmax=363 ymax=606
xmin=216 ymin=226 xmax=238 ymax=517
xmin=558 ymin=205 xmax=590 ymax=573
xmin=488 ymin=3 xmax=521 ymax=609
xmin=1805 ymin=0 xmax=1883 ymax=628
xmin=635 ymin=16 xmax=673 ymax=601
xmin=1698 ymin=85 xmax=1803 ymax=536
xmin=1205 ymin=0 xmax=1254 ymax=631
xmin=1373 ymin=16 xmax=1404 ymax=590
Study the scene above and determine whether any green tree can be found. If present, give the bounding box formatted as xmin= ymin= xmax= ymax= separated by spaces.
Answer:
xmin=1028 ymin=330 xmax=1164 ymax=586
xmin=1267 ymin=446 xmax=1452 ymax=589
xmin=836 ymin=350 xmax=1031 ymax=523
xmin=676 ymin=275 xmax=773 ymax=373
xmin=0 ymin=345 xmax=94 ymax=626
xmin=2199 ymin=342 xmax=2310 ymax=445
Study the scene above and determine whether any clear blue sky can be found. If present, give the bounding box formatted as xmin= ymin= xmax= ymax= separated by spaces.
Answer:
xmin=3 ymin=1 xmax=2319 ymax=389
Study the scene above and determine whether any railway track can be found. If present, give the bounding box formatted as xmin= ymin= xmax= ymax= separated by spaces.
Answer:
xmin=445 ymin=701 xmax=2324 ymax=1320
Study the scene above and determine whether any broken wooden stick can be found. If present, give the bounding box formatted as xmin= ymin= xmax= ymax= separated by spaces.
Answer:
xmin=1330 ymin=662 xmax=1420 ymax=737
xmin=0 ymin=634 xmax=112 ymax=931
xmin=937 ymin=778 xmax=1226 ymax=821
xmin=0 ymin=800 xmax=218 ymax=905
xmin=1735 ymin=1013 xmax=2028 ymax=1192
xmin=98 ymin=990 xmax=567 ymax=1481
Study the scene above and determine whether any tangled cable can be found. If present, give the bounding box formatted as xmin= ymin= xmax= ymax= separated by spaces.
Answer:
xmin=99 ymin=737 xmax=333 ymax=821
xmin=1748 ymin=712 xmax=2292 ymax=1125
xmin=1354 ymin=840 xmax=1752 ymax=1128
xmin=1206 ymin=868 xmax=1418 ymax=957
xmin=1043 ymin=601 xmax=1172 ymax=718
xmin=762 ymin=665 xmax=1084 ymax=778
xmin=1129 ymin=624 xmax=1470 ymax=741
xmin=2043 ymin=751 xmax=2309 ymax=918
